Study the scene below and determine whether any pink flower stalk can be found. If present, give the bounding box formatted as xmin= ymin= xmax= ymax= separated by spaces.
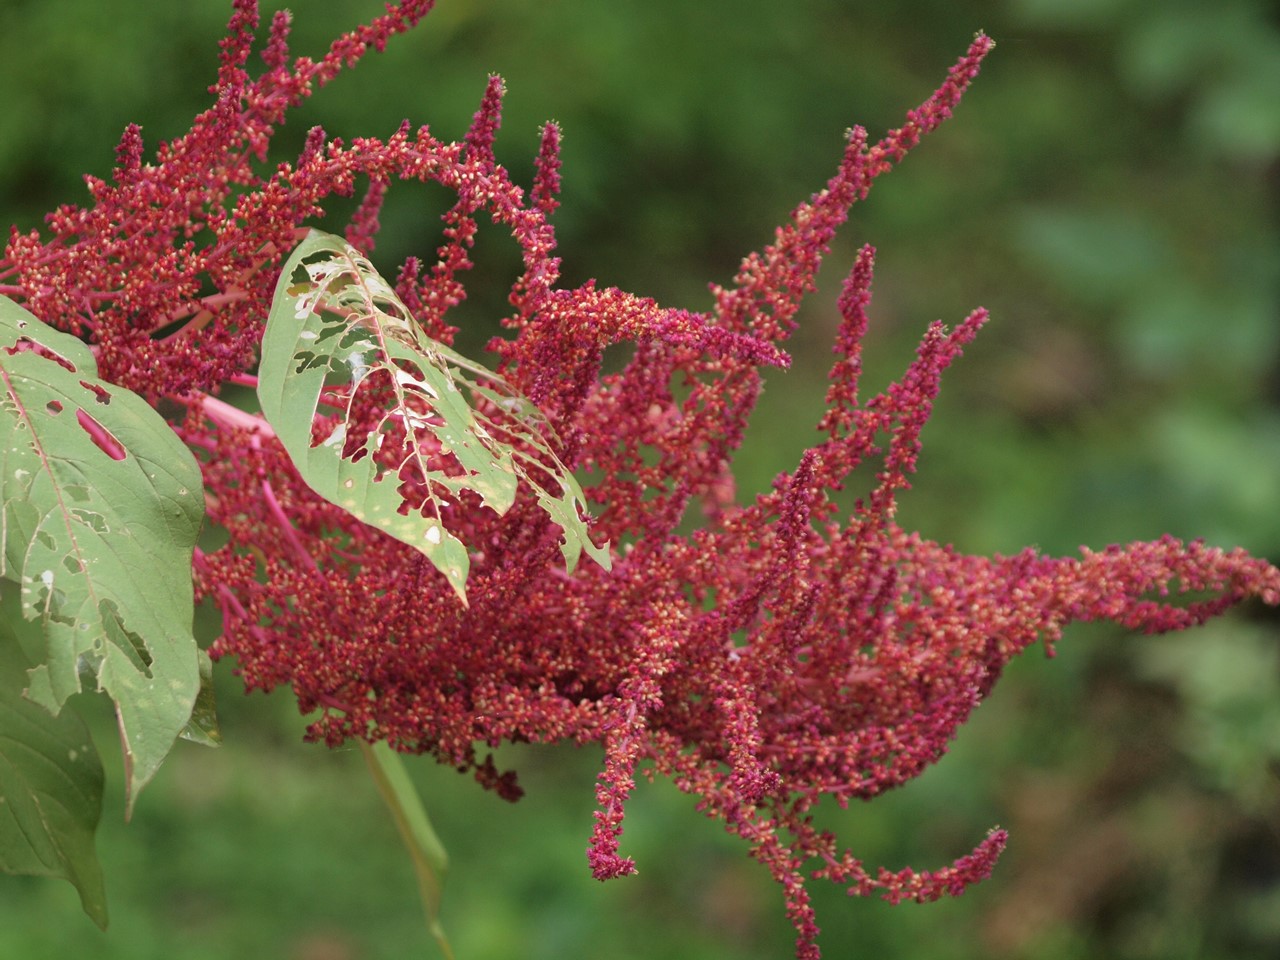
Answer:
xmin=3 ymin=5 xmax=1277 ymax=957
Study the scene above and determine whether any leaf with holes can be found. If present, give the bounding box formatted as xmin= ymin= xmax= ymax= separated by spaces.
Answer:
xmin=0 ymin=295 xmax=207 ymax=814
xmin=259 ymin=229 xmax=610 ymax=604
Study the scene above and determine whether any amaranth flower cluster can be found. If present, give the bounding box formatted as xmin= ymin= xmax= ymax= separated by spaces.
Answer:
xmin=3 ymin=4 xmax=1277 ymax=957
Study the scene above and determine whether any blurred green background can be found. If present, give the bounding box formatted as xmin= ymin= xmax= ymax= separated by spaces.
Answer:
xmin=2 ymin=0 xmax=1278 ymax=957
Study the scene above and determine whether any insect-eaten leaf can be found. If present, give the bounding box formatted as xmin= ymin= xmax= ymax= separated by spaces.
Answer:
xmin=259 ymin=229 xmax=610 ymax=604
xmin=0 ymin=295 xmax=209 ymax=816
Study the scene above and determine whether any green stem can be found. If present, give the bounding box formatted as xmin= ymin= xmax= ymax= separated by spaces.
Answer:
xmin=359 ymin=739 xmax=455 ymax=959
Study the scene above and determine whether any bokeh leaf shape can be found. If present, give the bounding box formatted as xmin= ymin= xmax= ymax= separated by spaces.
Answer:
xmin=259 ymin=229 xmax=610 ymax=604
xmin=0 ymin=619 xmax=107 ymax=928
xmin=0 ymin=295 xmax=206 ymax=814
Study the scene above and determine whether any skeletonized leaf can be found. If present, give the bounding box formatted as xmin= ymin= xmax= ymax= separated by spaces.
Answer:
xmin=0 ymin=295 xmax=207 ymax=813
xmin=0 ymin=619 xmax=107 ymax=928
xmin=259 ymin=229 xmax=610 ymax=603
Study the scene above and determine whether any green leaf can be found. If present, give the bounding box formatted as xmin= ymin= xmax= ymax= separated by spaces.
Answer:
xmin=259 ymin=229 xmax=610 ymax=604
xmin=0 ymin=618 xmax=108 ymax=929
xmin=0 ymin=296 xmax=207 ymax=814
xmin=179 ymin=649 xmax=220 ymax=749
xmin=360 ymin=741 xmax=453 ymax=959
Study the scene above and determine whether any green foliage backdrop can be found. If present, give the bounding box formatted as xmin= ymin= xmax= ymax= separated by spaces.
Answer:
xmin=1 ymin=0 xmax=1277 ymax=957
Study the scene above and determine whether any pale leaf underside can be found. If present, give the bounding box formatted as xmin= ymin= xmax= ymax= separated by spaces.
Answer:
xmin=258 ymin=229 xmax=610 ymax=604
